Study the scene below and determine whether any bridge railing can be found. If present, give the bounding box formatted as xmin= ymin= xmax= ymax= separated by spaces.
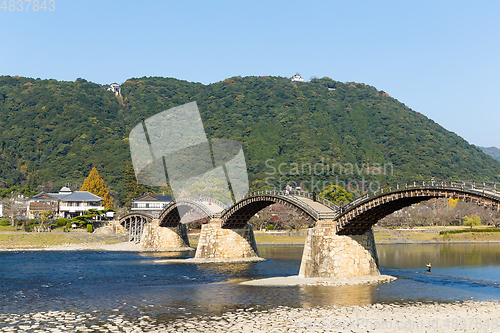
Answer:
xmin=340 ymin=179 xmax=500 ymax=215
xmin=155 ymin=197 xmax=218 ymax=222
xmin=198 ymin=196 xmax=228 ymax=210
xmin=287 ymin=190 xmax=341 ymax=212
xmin=376 ymin=180 xmax=500 ymax=196
xmin=243 ymin=189 xmax=324 ymax=220
xmin=239 ymin=189 xmax=342 ymax=220
xmin=315 ymin=195 xmax=341 ymax=212
xmin=174 ymin=197 xmax=222 ymax=217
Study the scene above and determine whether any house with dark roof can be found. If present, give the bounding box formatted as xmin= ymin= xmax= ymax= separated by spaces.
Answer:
xmin=59 ymin=191 xmax=104 ymax=218
xmin=28 ymin=187 xmax=103 ymax=219
xmin=28 ymin=193 xmax=60 ymax=218
xmin=130 ymin=193 xmax=173 ymax=217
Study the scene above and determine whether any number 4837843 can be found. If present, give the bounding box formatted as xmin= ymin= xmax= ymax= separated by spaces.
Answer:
xmin=1 ymin=0 xmax=55 ymax=11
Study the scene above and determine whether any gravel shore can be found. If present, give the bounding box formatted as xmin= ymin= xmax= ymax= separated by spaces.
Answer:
xmin=1 ymin=301 xmax=499 ymax=332
xmin=165 ymin=301 xmax=500 ymax=332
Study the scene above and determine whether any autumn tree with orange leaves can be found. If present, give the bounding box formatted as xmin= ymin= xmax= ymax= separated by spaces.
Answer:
xmin=80 ymin=167 xmax=113 ymax=209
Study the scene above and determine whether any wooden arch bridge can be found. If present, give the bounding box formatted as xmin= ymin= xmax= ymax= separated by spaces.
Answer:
xmin=120 ymin=180 xmax=500 ymax=239
xmin=117 ymin=179 xmax=500 ymax=278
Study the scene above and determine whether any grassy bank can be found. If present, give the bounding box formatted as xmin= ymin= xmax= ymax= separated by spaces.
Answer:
xmin=2 ymin=225 xmax=500 ymax=250
xmin=0 ymin=225 xmax=21 ymax=232
xmin=374 ymin=226 xmax=500 ymax=243
xmin=254 ymin=234 xmax=306 ymax=244
xmin=0 ymin=232 xmax=122 ymax=249
xmin=192 ymin=227 xmax=500 ymax=245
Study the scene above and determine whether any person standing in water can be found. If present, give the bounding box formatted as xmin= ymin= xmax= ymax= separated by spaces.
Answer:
xmin=427 ymin=263 xmax=432 ymax=272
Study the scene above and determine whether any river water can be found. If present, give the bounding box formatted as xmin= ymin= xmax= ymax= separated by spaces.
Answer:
xmin=0 ymin=244 xmax=499 ymax=324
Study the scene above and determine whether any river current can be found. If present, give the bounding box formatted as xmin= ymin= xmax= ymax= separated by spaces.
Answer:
xmin=0 ymin=243 xmax=499 ymax=324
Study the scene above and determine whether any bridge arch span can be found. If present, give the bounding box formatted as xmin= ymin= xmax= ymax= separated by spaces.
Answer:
xmin=118 ymin=213 xmax=154 ymax=242
xmin=336 ymin=184 xmax=500 ymax=235
xmin=158 ymin=198 xmax=226 ymax=227
xmin=119 ymin=212 xmax=155 ymax=221
xmin=220 ymin=193 xmax=319 ymax=229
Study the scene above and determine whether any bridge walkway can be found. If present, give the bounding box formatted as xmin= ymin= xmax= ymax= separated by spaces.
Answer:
xmin=292 ymin=196 xmax=337 ymax=221
xmin=198 ymin=200 xmax=226 ymax=214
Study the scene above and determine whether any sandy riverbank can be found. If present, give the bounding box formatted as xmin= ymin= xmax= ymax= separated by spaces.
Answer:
xmin=240 ymin=274 xmax=396 ymax=287
xmin=154 ymin=256 xmax=265 ymax=264
xmin=1 ymin=301 xmax=499 ymax=332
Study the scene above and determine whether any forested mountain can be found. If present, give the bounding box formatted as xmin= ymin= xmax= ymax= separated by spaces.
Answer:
xmin=1 ymin=75 xmax=500 ymax=205
xmin=481 ymin=146 xmax=500 ymax=162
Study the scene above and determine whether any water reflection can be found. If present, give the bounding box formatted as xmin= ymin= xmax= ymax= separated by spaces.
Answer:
xmin=0 ymin=243 xmax=499 ymax=324
xmin=377 ymin=243 xmax=500 ymax=270
xmin=299 ymin=284 xmax=376 ymax=307
xmin=257 ymin=244 xmax=304 ymax=261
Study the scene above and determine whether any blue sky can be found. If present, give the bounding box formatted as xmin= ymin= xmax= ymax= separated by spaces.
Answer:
xmin=2 ymin=0 xmax=499 ymax=148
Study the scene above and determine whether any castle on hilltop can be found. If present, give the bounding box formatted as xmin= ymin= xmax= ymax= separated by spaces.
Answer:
xmin=291 ymin=73 xmax=305 ymax=82
xmin=107 ymin=83 xmax=121 ymax=96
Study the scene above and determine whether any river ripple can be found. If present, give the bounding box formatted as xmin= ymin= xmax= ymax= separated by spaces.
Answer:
xmin=0 ymin=243 xmax=499 ymax=325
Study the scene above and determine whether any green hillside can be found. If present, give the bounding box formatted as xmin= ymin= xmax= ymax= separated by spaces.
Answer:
xmin=481 ymin=146 xmax=500 ymax=162
xmin=1 ymin=75 xmax=499 ymax=204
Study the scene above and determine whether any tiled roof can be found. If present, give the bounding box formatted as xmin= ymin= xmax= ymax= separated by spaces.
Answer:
xmin=30 ymin=193 xmax=55 ymax=200
xmin=61 ymin=191 xmax=103 ymax=202
xmin=31 ymin=192 xmax=65 ymax=200
xmin=31 ymin=191 xmax=103 ymax=202
xmin=59 ymin=186 xmax=72 ymax=193
xmin=48 ymin=193 xmax=71 ymax=199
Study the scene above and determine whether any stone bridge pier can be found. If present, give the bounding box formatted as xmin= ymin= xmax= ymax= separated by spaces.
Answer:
xmin=195 ymin=219 xmax=260 ymax=260
xmin=299 ymin=221 xmax=380 ymax=278
xmin=140 ymin=219 xmax=193 ymax=251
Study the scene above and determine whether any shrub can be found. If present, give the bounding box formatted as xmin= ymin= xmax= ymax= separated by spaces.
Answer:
xmin=56 ymin=218 xmax=67 ymax=227
xmin=267 ymin=225 xmax=274 ymax=230
xmin=0 ymin=219 xmax=10 ymax=226
xmin=440 ymin=228 xmax=500 ymax=235
xmin=66 ymin=222 xmax=72 ymax=229
xmin=87 ymin=224 xmax=93 ymax=233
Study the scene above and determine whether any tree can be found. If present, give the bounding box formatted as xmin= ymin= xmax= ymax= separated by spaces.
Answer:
xmin=71 ymin=209 xmax=102 ymax=227
xmin=319 ymin=185 xmax=353 ymax=205
xmin=124 ymin=164 xmax=150 ymax=205
xmin=2 ymin=193 xmax=27 ymax=229
xmin=80 ymin=167 xmax=113 ymax=209
xmin=38 ymin=210 xmax=53 ymax=232
xmin=454 ymin=201 xmax=475 ymax=226
xmin=463 ymin=214 xmax=481 ymax=229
